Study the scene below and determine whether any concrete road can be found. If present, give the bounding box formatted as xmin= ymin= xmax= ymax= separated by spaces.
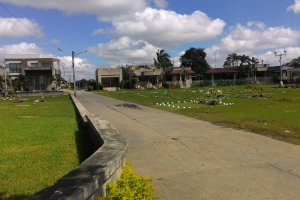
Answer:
xmin=77 ymin=90 xmax=300 ymax=200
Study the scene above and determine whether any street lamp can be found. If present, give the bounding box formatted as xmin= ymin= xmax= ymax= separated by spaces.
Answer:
xmin=274 ymin=50 xmax=287 ymax=87
xmin=58 ymin=48 xmax=87 ymax=97
xmin=4 ymin=64 xmax=8 ymax=97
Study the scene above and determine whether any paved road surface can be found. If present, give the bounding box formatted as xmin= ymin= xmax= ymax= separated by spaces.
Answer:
xmin=77 ymin=90 xmax=300 ymax=200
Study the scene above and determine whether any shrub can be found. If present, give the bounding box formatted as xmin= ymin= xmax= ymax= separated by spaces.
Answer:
xmin=98 ymin=162 xmax=157 ymax=200
xmin=98 ymin=83 xmax=104 ymax=90
xmin=87 ymin=85 xmax=94 ymax=91
xmin=122 ymin=80 xmax=131 ymax=89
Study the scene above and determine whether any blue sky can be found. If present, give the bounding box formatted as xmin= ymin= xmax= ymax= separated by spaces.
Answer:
xmin=0 ymin=0 xmax=300 ymax=79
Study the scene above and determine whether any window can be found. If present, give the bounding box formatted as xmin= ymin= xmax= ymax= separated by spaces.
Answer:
xmin=41 ymin=62 xmax=52 ymax=68
xmin=31 ymin=63 xmax=38 ymax=67
xmin=9 ymin=63 xmax=22 ymax=73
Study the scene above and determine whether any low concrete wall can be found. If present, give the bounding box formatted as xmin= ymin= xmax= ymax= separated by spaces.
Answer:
xmin=26 ymin=95 xmax=128 ymax=200
xmin=10 ymin=91 xmax=65 ymax=97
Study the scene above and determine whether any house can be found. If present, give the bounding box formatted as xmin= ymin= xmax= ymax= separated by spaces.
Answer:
xmin=4 ymin=54 xmax=61 ymax=92
xmin=285 ymin=59 xmax=300 ymax=83
xmin=0 ymin=66 xmax=5 ymax=93
xmin=164 ymin=67 xmax=195 ymax=88
xmin=95 ymin=67 xmax=122 ymax=91
xmin=255 ymin=60 xmax=300 ymax=84
xmin=205 ymin=68 xmax=238 ymax=86
xmin=130 ymin=65 xmax=162 ymax=89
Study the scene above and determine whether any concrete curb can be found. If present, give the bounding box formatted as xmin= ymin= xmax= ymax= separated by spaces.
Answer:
xmin=25 ymin=94 xmax=128 ymax=200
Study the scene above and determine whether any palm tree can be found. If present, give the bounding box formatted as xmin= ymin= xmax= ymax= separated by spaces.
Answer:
xmin=249 ymin=57 xmax=259 ymax=83
xmin=223 ymin=53 xmax=240 ymax=68
xmin=153 ymin=49 xmax=173 ymax=70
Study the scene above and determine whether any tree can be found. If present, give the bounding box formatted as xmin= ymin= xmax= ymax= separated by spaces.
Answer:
xmin=248 ymin=57 xmax=259 ymax=83
xmin=224 ymin=53 xmax=260 ymax=80
xmin=223 ymin=53 xmax=240 ymax=68
xmin=180 ymin=47 xmax=210 ymax=74
xmin=153 ymin=49 xmax=173 ymax=70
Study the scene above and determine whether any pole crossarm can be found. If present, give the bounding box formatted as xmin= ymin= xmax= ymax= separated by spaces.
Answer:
xmin=274 ymin=50 xmax=287 ymax=86
xmin=58 ymin=48 xmax=87 ymax=97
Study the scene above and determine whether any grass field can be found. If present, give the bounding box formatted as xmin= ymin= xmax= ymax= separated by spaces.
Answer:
xmin=0 ymin=95 xmax=94 ymax=200
xmin=96 ymin=85 xmax=300 ymax=144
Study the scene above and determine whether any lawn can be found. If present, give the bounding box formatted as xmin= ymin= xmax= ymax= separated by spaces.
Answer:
xmin=0 ymin=95 xmax=94 ymax=200
xmin=96 ymin=85 xmax=300 ymax=144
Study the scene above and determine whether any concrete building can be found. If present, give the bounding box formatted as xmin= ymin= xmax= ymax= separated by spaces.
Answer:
xmin=96 ymin=68 xmax=122 ymax=91
xmin=130 ymin=66 xmax=162 ymax=89
xmin=165 ymin=67 xmax=195 ymax=88
xmin=0 ymin=66 xmax=5 ymax=93
xmin=4 ymin=54 xmax=61 ymax=92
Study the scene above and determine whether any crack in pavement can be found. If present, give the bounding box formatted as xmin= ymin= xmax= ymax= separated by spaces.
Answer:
xmin=267 ymin=162 xmax=300 ymax=180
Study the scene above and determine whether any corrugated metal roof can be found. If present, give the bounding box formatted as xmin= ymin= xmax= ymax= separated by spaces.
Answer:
xmin=205 ymin=68 xmax=237 ymax=74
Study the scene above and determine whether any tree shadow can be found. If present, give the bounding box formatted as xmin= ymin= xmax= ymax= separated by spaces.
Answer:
xmin=74 ymin=114 xmax=98 ymax=163
xmin=0 ymin=192 xmax=28 ymax=200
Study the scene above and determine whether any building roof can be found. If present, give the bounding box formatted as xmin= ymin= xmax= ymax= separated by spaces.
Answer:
xmin=4 ymin=54 xmax=60 ymax=63
xmin=266 ymin=66 xmax=280 ymax=72
xmin=130 ymin=67 xmax=161 ymax=76
xmin=286 ymin=59 xmax=300 ymax=68
xmin=205 ymin=68 xmax=237 ymax=74
xmin=165 ymin=67 xmax=195 ymax=75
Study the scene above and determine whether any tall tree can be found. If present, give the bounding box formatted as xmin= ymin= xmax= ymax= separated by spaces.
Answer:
xmin=180 ymin=47 xmax=210 ymax=74
xmin=153 ymin=49 xmax=173 ymax=70
xmin=223 ymin=53 xmax=240 ymax=67
xmin=248 ymin=57 xmax=259 ymax=82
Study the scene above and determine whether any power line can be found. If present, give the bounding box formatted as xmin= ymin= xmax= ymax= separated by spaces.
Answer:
xmin=0 ymin=2 xmax=60 ymax=53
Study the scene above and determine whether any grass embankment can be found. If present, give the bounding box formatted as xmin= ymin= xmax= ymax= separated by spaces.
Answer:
xmin=0 ymin=95 xmax=94 ymax=200
xmin=96 ymin=85 xmax=300 ymax=144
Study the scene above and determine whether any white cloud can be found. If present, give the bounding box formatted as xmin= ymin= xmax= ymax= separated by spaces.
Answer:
xmin=92 ymin=28 xmax=107 ymax=36
xmin=0 ymin=0 xmax=147 ymax=20
xmin=152 ymin=0 xmax=168 ymax=8
xmin=256 ymin=47 xmax=300 ymax=66
xmin=50 ymin=38 xmax=60 ymax=45
xmin=58 ymin=56 xmax=96 ymax=80
xmin=287 ymin=0 xmax=300 ymax=13
xmin=205 ymin=22 xmax=300 ymax=67
xmin=0 ymin=42 xmax=43 ymax=56
xmin=0 ymin=42 xmax=94 ymax=79
xmin=112 ymin=7 xmax=225 ymax=47
xmin=221 ymin=23 xmax=300 ymax=52
xmin=89 ymin=37 xmax=158 ymax=65
xmin=0 ymin=17 xmax=43 ymax=38
xmin=1 ymin=1 xmax=226 ymax=65
xmin=0 ymin=42 xmax=43 ymax=65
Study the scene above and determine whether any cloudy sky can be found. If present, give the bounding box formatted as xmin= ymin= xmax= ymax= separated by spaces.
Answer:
xmin=0 ymin=0 xmax=300 ymax=79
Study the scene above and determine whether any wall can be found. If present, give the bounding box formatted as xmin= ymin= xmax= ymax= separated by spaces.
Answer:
xmin=25 ymin=95 xmax=128 ymax=200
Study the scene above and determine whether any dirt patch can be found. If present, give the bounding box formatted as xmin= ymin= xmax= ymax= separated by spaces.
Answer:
xmin=116 ymin=103 xmax=141 ymax=109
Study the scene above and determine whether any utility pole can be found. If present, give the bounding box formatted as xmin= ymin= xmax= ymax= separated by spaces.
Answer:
xmin=274 ymin=50 xmax=287 ymax=87
xmin=4 ymin=65 xmax=7 ymax=97
xmin=58 ymin=48 xmax=87 ymax=97
xmin=72 ymin=51 xmax=76 ymax=96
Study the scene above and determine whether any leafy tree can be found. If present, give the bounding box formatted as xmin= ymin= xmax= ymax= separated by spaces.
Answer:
xmin=223 ymin=53 xmax=240 ymax=67
xmin=248 ymin=57 xmax=259 ymax=82
xmin=153 ymin=49 xmax=173 ymax=70
xmin=224 ymin=53 xmax=259 ymax=80
xmin=121 ymin=66 xmax=130 ymax=81
xmin=180 ymin=47 xmax=210 ymax=74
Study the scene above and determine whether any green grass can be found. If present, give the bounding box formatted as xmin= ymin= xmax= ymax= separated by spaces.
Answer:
xmin=0 ymin=95 xmax=94 ymax=200
xmin=95 ymin=85 xmax=300 ymax=144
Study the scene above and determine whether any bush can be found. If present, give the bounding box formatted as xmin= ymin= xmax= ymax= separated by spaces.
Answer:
xmin=122 ymin=80 xmax=131 ymax=89
xmin=98 ymin=83 xmax=104 ymax=90
xmin=98 ymin=162 xmax=157 ymax=200
xmin=87 ymin=85 xmax=94 ymax=91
